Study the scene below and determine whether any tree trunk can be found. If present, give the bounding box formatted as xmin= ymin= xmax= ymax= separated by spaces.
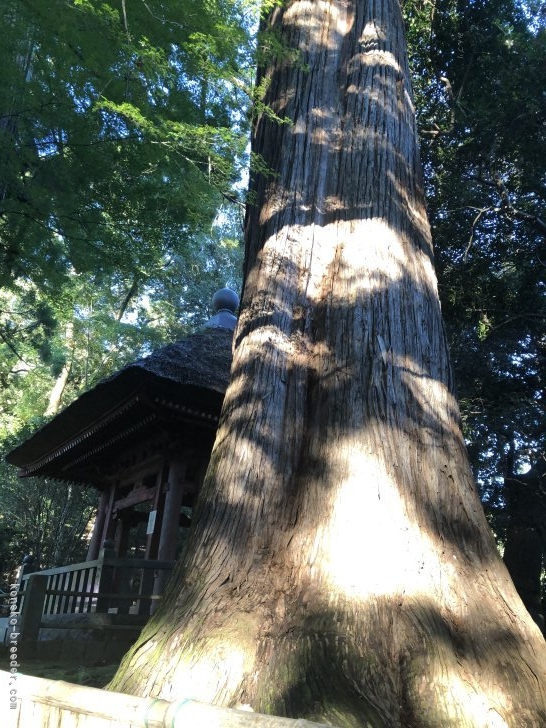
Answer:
xmin=110 ymin=1 xmax=546 ymax=725
xmin=503 ymin=525 xmax=544 ymax=633
xmin=503 ymin=460 xmax=546 ymax=634
xmin=44 ymin=321 xmax=74 ymax=417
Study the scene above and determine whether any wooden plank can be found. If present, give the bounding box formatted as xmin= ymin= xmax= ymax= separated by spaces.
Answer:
xmin=36 ymin=623 xmax=144 ymax=631
xmin=100 ymin=558 xmax=174 ymax=570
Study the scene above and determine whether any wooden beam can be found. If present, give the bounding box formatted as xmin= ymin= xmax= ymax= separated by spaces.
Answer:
xmin=114 ymin=485 xmax=156 ymax=512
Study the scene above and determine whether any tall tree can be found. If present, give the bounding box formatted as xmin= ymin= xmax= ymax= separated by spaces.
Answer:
xmin=110 ymin=0 xmax=546 ymax=725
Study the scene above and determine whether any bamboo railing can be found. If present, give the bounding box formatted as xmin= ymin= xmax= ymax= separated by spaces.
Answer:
xmin=4 ymin=670 xmax=335 ymax=728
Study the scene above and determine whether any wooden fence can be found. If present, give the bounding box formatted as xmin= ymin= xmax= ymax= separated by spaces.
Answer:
xmin=3 ymin=670 xmax=335 ymax=728
xmin=12 ymin=551 xmax=175 ymax=649
xmin=18 ymin=552 xmax=175 ymax=618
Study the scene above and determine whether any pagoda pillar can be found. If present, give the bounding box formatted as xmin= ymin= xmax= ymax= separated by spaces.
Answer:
xmin=158 ymin=459 xmax=186 ymax=561
xmin=151 ymin=459 xmax=186 ymax=611
xmin=86 ymin=488 xmax=110 ymax=561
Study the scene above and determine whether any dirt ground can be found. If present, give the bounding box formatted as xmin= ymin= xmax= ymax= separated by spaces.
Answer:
xmin=8 ymin=658 xmax=120 ymax=689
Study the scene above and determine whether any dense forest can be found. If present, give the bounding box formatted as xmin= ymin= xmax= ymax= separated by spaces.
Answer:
xmin=1 ymin=0 xmax=545 ymax=631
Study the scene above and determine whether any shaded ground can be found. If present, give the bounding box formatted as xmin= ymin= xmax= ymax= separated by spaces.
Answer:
xmin=5 ymin=657 xmax=119 ymax=689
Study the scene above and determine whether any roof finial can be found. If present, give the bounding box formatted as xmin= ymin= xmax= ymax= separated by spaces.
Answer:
xmin=204 ymin=288 xmax=239 ymax=330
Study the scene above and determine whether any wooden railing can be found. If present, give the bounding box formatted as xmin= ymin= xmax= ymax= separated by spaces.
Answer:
xmin=19 ymin=551 xmax=175 ymax=618
xmin=12 ymin=549 xmax=175 ymax=645
xmin=5 ymin=670 xmax=333 ymax=727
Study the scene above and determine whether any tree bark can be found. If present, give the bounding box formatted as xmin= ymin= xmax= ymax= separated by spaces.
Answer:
xmin=44 ymin=321 xmax=74 ymax=417
xmin=110 ymin=1 xmax=546 ymax=725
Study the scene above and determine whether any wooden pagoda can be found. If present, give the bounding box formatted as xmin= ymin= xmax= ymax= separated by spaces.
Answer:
xmin=5 ymin=289 xmax=238 ymax=627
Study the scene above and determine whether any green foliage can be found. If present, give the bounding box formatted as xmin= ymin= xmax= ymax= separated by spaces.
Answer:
xmin=0 ymin=0 xmax=250 ymax=576
xmin=0 ymin=440 xmax=97 ymax=587
xmin=0 ymin=0 xmax=250 ymax=290
xmin=404 ymin=0 xmax=546 ymax=536
xmin=0 ymin=0 xmax=251 ymax=412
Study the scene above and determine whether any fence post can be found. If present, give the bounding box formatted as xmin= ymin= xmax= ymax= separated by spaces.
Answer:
xmin=20 ymin=554 xmax=36 ymax=578
xmin=18 ymin=573 xmax=48 ymax=643
xmin=15 ymin=555 xmax=36 ymax=607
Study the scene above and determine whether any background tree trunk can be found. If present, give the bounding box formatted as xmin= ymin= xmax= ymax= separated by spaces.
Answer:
xmin=503 ymin=456 xmax=546 ymax=633
xmin=110 ymin=1 xmax=546 ymax=725
xmin=44 ymin=321 xmax=74 ymax=417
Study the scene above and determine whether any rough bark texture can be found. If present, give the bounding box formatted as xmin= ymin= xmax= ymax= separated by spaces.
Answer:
xmin=110 ymin=1 xmax=546 ymax=725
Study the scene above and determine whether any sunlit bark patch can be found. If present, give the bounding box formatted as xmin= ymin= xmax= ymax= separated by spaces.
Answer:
xmin=284 ymin=0 xmax=347 ymax=51
xmin=314 ymin=447 xmax=439 ymax=599
xmin=419 ymin=665 xmax=511 ymax=728
xmin=153 ymin=634 xmax=256 ymax=704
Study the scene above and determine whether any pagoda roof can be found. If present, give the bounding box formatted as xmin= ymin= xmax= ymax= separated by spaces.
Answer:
xmin=6 ymin=327 xmax=233 ymax=485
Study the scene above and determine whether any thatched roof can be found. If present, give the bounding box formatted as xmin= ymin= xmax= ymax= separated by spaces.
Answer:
xmin=123 ymin=326 xmax=233 ymax=391
xmin=6 ymin=327 xmax=234 ymax=485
